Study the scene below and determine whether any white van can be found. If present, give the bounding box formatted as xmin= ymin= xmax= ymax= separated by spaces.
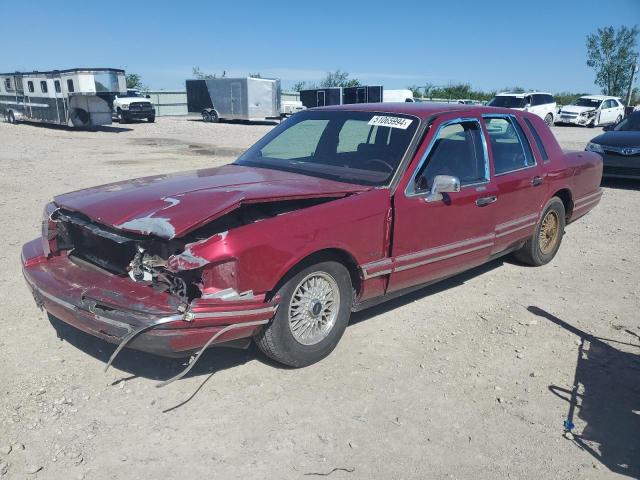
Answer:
xmin=487 ymin=92 xmax=556 ymax=125
xmin=382 ymin=89 xmax=415 ymax=102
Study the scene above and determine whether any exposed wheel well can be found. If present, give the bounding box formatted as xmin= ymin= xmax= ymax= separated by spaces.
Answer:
xmin=267 ymin=249 xmax=361 ymax=302
xmin=552 ymin=189 xmax=573 ymax=221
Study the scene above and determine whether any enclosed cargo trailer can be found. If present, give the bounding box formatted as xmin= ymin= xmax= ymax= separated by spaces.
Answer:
xmin=300 ymin=88 xmax=343 ymax=108
xmin=186 ymin=77 xmax=281 ymax=122
xmin=342 ymin=85 xmax=383 ymax=104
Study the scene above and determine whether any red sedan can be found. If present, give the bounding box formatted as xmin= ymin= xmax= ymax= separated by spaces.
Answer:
xmin=22 ymin=103 xmax=602 ymax=380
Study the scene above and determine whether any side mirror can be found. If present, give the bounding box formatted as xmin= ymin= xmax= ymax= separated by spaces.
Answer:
xmin=426 ymin=175 xmax=461 ymax=202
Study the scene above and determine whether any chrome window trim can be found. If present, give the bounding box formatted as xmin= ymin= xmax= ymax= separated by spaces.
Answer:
xmin=404 ymin=117 xmax=490 ymax=198
xmin=482 ymin=113 xmax=538 ymax=175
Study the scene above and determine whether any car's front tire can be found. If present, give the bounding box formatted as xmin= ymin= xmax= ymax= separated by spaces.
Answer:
xmin=615 ymin=114 xmax=622 ymax=125
xmin=544 ymin=113 xmax=553 ymax=126
xmin=514 ymin=197 xmax=566 ymax=266
xmin=256 ymin=261 xmax=353 ymax=367
xmin=117 ymin=109 xmax=128 ymax=124
xmin=148 ymin=115 xmax=155 ymax=123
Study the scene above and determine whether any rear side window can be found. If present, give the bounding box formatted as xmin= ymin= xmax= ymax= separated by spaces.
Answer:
xmin=27 ymin=81 xmax=34 ymax=93
xmin=54 ymin=80 xmax=61 ymax=93
xmin=67 ymin=79 xmax=74 ymax=92
xmin=415 ymin=120 xmax=487 ymax=190
xmin=40 ymin=81 xmax=48 ymax=93
xmin=523 ymin=118 xmax=549 ymax=163
xmin=484 ymin=116 xmax=535 ymax=174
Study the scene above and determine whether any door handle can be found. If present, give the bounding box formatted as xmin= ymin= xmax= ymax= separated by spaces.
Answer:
xmin=475 ymin=195 xmax=497 ymax=207
xmin=531 ymin=176 xmax=544 ymax=186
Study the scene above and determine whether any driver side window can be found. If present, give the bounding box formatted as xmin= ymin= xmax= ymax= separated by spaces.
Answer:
xmin=415 ymin=120 xmax=487 ymax=191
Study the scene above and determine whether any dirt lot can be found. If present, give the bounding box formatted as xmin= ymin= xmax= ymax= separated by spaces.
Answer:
xmin=0 ymin=117 xmax=638 ymax=480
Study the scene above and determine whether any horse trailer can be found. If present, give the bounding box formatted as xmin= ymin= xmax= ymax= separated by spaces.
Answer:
xmin=186 ymin=77 xmax=282 ymax=122
xmin=0 ymin=68 xmax=127 ymax=128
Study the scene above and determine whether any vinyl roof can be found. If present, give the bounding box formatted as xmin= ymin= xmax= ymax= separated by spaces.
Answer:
xmin=312 ymin=102 xmax=516 ymax=119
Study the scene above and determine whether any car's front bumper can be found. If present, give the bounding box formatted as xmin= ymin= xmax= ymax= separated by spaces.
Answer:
xmin=601 ymin=153 xmax=640 ymax=179
xmin=557 ymin=114 xmax=593 ymax=126
xmin=121 ymin=109 xmax=155 ymax=120
xmin=22 ymin=239 xmax=277 ymax=358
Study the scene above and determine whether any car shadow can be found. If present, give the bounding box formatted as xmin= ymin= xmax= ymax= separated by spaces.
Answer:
xmin=16 ymin=121 xmax=133 ymax=133
xmin=49 ymin=257 xmax=509 ymax=380
xmin=350 ymin=257 xmax=506 ymax=324
xmin=601 ymin=178 xmax=640 ymax=191
xmin=46 ymin=256 xmax=508 ymax=410
xmin=527 ymin=306 xmax=640 ymax=478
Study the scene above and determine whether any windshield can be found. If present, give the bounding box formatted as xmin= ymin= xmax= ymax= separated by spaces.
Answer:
xmin=613 ymin=114 xmax=640 ymax=131
xmin=572 ymin=98 xmax=602 ymax=108
xmin=487 ymin=96 xmax=526 ymax=108
xmin=235 ymin=110 xmax=420 ymax=186
xmin=121 ymin=90 xmax=144 ymax=98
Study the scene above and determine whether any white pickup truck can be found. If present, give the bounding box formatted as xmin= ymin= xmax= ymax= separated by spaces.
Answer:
xmin=113 ymin=89 xmax=156 ymax=123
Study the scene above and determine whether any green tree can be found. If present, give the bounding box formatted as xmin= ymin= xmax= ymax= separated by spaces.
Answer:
xmin=319 ymin=70 xmax=361 ymax=88
xmin=407 ymin=85 xmax=423 ymax=98
xmin=586 ymin=25 xmax=639 ymax=97
xmin=125 ymin=73 xmax=143 ymax=89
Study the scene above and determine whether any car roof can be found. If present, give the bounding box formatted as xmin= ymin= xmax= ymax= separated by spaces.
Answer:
xmin=310 ymin=102 xmax=522 ymax=120
xmin=496 ymin=91 xmax=553 ymax=97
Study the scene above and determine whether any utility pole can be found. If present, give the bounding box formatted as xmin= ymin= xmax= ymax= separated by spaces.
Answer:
xmin=626 ymin=58 xmax=639 ymax=107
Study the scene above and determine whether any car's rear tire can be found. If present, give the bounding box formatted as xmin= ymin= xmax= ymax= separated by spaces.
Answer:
xmin=255 ymin=261 xmax=353 ymax=367
xmin=514 ymin=197 xmax=566 ymax=266
xmin=202 ymin=110 xmax=211 ymax=122
xmin=7 ymin=110 xmax=16 ymax=124
xmin=544 ymin=113 xmax=553 ymax=126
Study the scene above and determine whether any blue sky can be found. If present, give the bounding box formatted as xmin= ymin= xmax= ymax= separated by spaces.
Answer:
xmin=2 ymin=0 xmax=638 ymax=93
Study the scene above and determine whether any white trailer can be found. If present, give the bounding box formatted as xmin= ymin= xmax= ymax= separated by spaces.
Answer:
xmin=0 ymin=68 xmax=126 ymax=128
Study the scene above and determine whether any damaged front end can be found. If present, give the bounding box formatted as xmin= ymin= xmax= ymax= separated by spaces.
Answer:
xmin=24 ymin=203 xmax=290 ymax=379
xmin=24 ymin=195 xmax=345 ymax=381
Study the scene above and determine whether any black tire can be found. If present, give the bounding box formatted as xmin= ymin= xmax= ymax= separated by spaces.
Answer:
xmin=148 ymin=115 xmax=155 ymax=123
xmin=202 ymin=110 xmax=211 ymax=122
xmin=117 ymin=109 xmax=128 ymax=124
xmin=544 ymin=113 xmax=553 ymax=126
xmin=615 ymin=114 xmax=622 ymax=125
xmin=514 ymin=197 xmax=566 ymax=266
xmin=209 ymin=110 xmax=219 ymax=123
xmin=255 ymin=261 xmax=353 ymax=367
xmin=7 ymin=110 xmax=16 ymax=124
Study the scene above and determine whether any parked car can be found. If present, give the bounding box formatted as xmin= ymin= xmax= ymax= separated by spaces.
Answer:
xmin=22 ymin=104 xmax=602 ymax=378
xmin=487 ymin=92 xmax=556 ymax=125
xmin=113 ymin=89 xmax=155 ymax=123
xmin=557 ymin=95 xmax=625 ymax=128
xmin=586 ymin=111 xmax=640 ymax=179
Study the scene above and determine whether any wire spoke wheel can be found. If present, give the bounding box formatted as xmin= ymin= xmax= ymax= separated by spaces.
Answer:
xmin=288 ymin=272 xmax=340 ymax=345
xmin=539 ymin=210 xmax=560 ymax=255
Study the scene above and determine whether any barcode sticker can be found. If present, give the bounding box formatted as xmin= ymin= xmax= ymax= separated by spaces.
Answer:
xmin=368 ymin=115 xmax=413 ymax=129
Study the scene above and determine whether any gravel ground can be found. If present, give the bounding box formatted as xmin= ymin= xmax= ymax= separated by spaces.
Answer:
xmin=0 ymin=117 xmax=638 ymax=480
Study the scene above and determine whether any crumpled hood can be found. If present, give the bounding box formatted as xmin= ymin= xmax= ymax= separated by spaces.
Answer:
xmin=560 ymin=105 xmax=597 ymax=114
xmin=54 ymin=165 xmax=370 ymax=239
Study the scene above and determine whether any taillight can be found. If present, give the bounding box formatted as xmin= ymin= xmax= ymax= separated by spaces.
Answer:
xmin=41 ymin=202 xmax=59 ymax=256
